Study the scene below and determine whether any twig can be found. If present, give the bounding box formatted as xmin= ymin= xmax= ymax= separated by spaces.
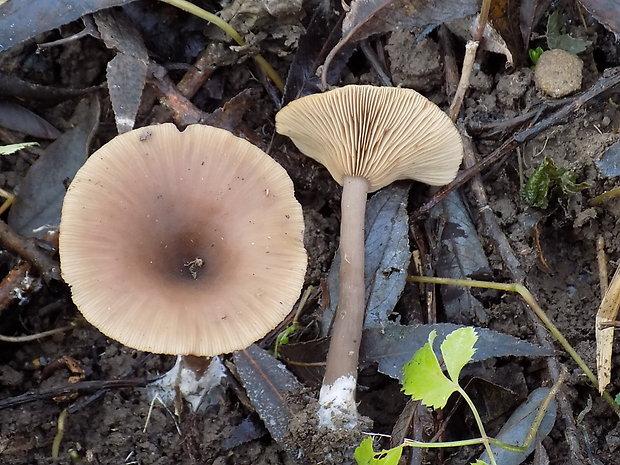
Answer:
xmin=67 ymin=354 xmax=152 ymax=414
xmin=148 ymin=62 xmax=209 ymax=126
xmin=597 ymin=236 xmax=609 ymax=297
xmin=175 ymin=50 xmax=216 ymax=98
xmin=0 ymin=324 xmax=74 ymax=343
xmin=466 ymin=99 xmax=568 ymax=137
xmin=448 ymin=0 xmax=491 ymax=120
xmin=0 ymin=219 xmax=60 ymax=281
xmin=51 ymin=409 xmax=68 ymax=460
xmin=438 ymin=26 xmax=459 ymax=98
xmin=0 ymin=379 xmax=147 ymax=410
xmin=148 ymin=41 xmax=219 ymax=125
xmin=458 ymin=134 xmax=587 ymax=461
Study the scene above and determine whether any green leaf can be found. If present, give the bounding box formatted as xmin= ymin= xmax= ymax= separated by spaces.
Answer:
xmin=471 ymin=461 xmax=490 ymax=465
xmin=272 ymin=321 xmax=298 ymax=358
xmin=546 ymin=12 xmax=591 ymax=54
xmin=355 ymin=438 xmax=375 ymax=465
xmin=0 ymin=142 xmax=38 ymax=155
xmin=522 ymin=157 xmax=589 ymax=209
xmin=354 ymin=438 xmax=403 ymax=465
xmin=402 ymin=330 xmax=457 ymax=409
xmin=614 ymin=392 xmax=620 ymax=406
xmin=528 ymin=46 xmax=543 ymax=64
xmin=441 ymin=327 xmax=478 ymax=382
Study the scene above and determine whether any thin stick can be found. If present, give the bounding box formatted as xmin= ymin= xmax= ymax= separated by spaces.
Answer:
xmin=51 ymin=409 xmax=68 ymax=460
xmin=448 ymin=0 xmax=491 ymax=120
xmin=0 ymin=324 xmax=74 ymax=343
xmin=0 ymin=379 xmax=147 ymax=410
xmin=597 ymin=236 xmax=609 ymax=296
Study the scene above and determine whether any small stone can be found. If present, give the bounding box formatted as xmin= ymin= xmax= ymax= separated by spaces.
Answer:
xmin=534 ymin=49 xmax=583 ymax=98
xmin=595 ymin=141 xmax=620 ymax=178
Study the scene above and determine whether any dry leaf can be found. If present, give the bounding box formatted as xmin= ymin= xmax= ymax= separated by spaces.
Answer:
xmin=596 ymin=265 xmax=620 ymax=393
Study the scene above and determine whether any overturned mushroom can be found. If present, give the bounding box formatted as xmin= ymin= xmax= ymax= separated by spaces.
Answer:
xmin=60 ymin=123 xmax=307 ymax=356
xmin=276 ymin=85 xmax=463 ymax=427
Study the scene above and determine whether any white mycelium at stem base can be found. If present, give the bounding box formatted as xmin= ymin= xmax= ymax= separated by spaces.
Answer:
xmin=318 ymin=374 xmax=358 ymax=428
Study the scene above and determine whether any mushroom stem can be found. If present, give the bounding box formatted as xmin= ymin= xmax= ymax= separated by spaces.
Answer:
xmin=319 ymin=175 xmax=369 ymax=427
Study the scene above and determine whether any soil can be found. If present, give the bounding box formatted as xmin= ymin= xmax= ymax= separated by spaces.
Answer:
xmin=1 ymin=1 xmax=620 ymax=465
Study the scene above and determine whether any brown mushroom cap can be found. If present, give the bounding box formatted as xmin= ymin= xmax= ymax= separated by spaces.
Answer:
xmin=60 ymin=123 xmax=307 ymax=356
xmin=276 ymin=85 xmax=463 ymax=192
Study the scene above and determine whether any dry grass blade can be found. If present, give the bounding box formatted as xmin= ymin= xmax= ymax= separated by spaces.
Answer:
xmin=596 ymin=265 xmax=620 ymax=393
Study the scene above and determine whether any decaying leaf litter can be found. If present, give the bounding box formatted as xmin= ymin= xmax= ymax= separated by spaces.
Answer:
xmin=0 ymin=0 xmax=620 ymax=463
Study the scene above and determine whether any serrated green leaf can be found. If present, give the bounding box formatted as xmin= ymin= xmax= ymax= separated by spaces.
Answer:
xmin=402 ymin=330 xmax=457 ymax=409
xmin=522 ymin=157 xmax=589 ymax=208
xmin=355 ymin=438 xmax=375 ymax=465
xmin=546 ymin=12 xmax=591 ymax=54
xmin=441 ymin=327 xmax=478 ymax=382
xmin=354 ymin=438 xmax=404 ymax=465
xmin=0 ymin=142 xmax=38 ymax=155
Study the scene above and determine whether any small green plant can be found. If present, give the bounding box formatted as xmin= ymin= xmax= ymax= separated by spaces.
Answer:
xmin=272 ymin=321 xmax=299 ymax=358
xmin=522 ymin=156 xmax=589 ymax=208
xmin=615 ymin=392 xmax=620 ymax=406
xmin=528 ymin=46 xmax=544 ymax=65
xmin=271 ymin=286 xmax=314 ymax=358
xmin=355 ymin=327 xmax=562 ymax=465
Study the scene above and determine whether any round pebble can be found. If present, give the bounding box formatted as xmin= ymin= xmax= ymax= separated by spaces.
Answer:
xmin=534 ymin=49 xmax=583 ymax=98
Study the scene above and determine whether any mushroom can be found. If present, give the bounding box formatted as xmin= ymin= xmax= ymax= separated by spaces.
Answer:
xmin=276 ymin=85 xmax=463 ymax=427
xmin=60 ymin=123 xmax=307 ymax=357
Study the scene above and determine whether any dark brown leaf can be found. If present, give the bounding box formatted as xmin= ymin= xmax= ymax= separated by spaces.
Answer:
xmin=0 ymin=0 xmax=137 ymax=52
xmin=0 ymin=101 xmax=61 ymax=139
xmin=0 ymin=72 xmax=99 ymax=103
xmin=361 ymin=322 xmax=553 ymax=381
xmin=578 ymin=0 xmax=620 ymax=36
xmin=429 ymin=191 xmax=492 ymax=324
xmin=8 ymin=98 xmax=100 ymax=237
xmin=233 ymin=345 xmax=303 ymax=444
xmin=322 ymin=184 xmax=411 ymax=334
xmin=94 ymin=9 xmax=148 ymax=134
xmin=519 ymin=0 xmax=551 ymax=50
